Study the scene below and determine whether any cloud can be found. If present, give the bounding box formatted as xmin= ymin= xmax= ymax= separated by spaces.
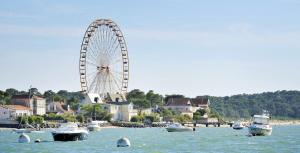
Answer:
xmin=125 ymin=25 xmax=300 ymax=48
xmin=0 ymin=24 xmax=83 ymax=38
xmin=0 ymin=12 xmax=41 ymax=20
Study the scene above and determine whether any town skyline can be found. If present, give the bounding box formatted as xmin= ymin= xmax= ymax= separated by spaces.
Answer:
xmin=1 ymin=0 xmax=300 ymax=97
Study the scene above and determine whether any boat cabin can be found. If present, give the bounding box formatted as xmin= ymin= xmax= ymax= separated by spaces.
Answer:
xmin=253 ymin=115 xmax=270 ymax=125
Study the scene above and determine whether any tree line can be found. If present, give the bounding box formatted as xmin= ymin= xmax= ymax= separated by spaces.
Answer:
xmin=1 ymin=88 xmax=299 ymax=119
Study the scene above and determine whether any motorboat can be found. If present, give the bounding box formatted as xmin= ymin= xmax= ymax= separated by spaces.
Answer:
xmin=232 ymin=121 xmax=244 ymax=130
xmin=87 ymin=121 xmax=101 ymax=131
xmin=248 ymin=111 xmax=272 ymax=136
xmin=13 ymin=128 xmax=32 ymax=133
xmin=51 ymin=123 xmax=88 ymax=141
xmin=13 ymin=123 xmax=42 ymax=133
xmin=166 ymin=123 xmax=194 ymax=132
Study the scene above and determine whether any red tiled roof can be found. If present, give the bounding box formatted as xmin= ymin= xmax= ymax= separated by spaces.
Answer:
xmin=47 ymin=102 xmax=74 ymax=113
xmin=166 ymin=98 xmax=191 ymax=106
xmin=191 ymin=98 xmax=209 ymax=106
xmin=166 ymin=97 xmax=209 ymax=106
xmin=0 ymin=105 xmax=30 ymax=110
xmin=11 ymin=94 xmax=44 ymax=100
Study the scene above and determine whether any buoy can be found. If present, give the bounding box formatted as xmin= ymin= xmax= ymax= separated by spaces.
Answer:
xmin=19 ymin=133 xmax=30 ymax=143
xmin=117 ymin=137 xmax=131 ymax=147
xmin=35 ymin=139 xmax=41 ymax=143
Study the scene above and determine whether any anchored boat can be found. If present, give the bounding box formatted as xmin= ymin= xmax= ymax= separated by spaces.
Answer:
xmin=166 ymin=123 xmax=194 ymax=132
xmin=232 ymin=121 xmax=244 ymax=130
xmin=87 ymin=121 xmax=101 ymax=131
xmin=248 ymin=111 xmax=272 ymax=136
xmin=52 ymin=123 xmax=88 ymax=141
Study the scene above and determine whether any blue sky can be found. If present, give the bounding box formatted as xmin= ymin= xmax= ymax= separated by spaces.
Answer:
xmin=0 ymin=0 xmax=300 ymax=97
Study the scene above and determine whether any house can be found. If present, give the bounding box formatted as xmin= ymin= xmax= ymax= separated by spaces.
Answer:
xmin=102 ymin=102 xmax=137 ymax=121
xmin=164 ymin=97 xmax=210 ymax=118
xmin=81 ymin=92 xmax=137 ymax=121
xmin=81 ymin=93 xmax=103 ymax=104
xmin=191 ymin=97 xmax=210 ymax=109
xmin=11 ymin=94 xmax=46 ymax=115
xmin=46 ymin=101 xmax=74 ymax=115
xmin=0 ymin=105 xmax=31 ymax=120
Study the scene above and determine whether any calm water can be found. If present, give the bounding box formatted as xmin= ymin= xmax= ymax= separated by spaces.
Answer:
xmin=0 ymin=125 xmax=299 ymax=153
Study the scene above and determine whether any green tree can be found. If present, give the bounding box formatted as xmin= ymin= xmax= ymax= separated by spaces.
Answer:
xmin=127 ymin=89 xmax=150 ymax=108
xmin=43 ymin=90 xmax=56 ymax=102
xmin=81 ymin=104 xmax=112 ymax=121
xmin=146 ymin=90 xmax=163 ymax=107
xmin=76 ymin=114 xmax=85 ymax=123
xmin=5 ymin=88 xmax=19 ymax=96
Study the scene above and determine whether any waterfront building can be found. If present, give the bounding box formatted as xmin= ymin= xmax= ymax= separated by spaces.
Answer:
xmin=102 ymin=102 xmax=137 ymax=121
xmin=164 ymin=97 xmax=210 ymax=118
xmin=0 ymin=105 xmax=31 ymax=120
xmin=81 ymin=93 xmax=103 ymax=104
xmin=11 ymin=94 xmax=46 ymax=115
xmin=46 ymin=101 xmax=74 ymax=115
xmin=81 ymin=93 xmax=137 ymax=121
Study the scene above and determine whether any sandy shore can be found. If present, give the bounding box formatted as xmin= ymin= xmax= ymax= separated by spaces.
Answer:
xmin=269 ymin=120 xmax=300 ymax=125
xmin=1 ymin=120 xmax=299 ymax=130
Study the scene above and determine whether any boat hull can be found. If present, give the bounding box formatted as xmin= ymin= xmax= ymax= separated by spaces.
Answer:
xmin=248 ymin=126 xmax=272 ymax=136
xmin=87 ymin=126 xmax=101 ymax=132
xmin=52 ymin=132 xmax=88 ymax=141
xmin=233 ymin=127 xmax=244 ymax=130
xmin=166 ymin=127 xmax=193 ymax=132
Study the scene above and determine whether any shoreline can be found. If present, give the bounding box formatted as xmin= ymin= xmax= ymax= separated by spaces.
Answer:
xmin=269 ymin=120 xmax=300 ymax=125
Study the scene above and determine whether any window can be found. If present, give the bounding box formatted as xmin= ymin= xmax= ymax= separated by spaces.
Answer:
xmin=94 ymin=97 xmax=99 ymax=103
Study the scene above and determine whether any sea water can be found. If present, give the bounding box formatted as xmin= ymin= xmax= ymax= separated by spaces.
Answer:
xmin=0 ymin=125 xmax=299 ymax=153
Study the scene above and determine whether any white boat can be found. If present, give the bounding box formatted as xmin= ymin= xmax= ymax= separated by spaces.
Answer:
xmin=87 ymin=121 xmax=101 ymax=131
xmin=13 ymin=128 xmax=32 ymax=133
xmin=166 ymin=123 xmax=194 ymax=132
xmin=248 ymin=111 xmax=272 ymax=136
xmin=232 ymin=121 xmax=244 ymax=130
xmin=13 ymin=123 xmax=42 ymax=133
xmin=51 ymin=123 xmax=89 ymax=141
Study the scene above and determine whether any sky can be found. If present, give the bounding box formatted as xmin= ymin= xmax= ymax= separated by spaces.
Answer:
xmin=0 ymin=0 xmax=300 ymax=97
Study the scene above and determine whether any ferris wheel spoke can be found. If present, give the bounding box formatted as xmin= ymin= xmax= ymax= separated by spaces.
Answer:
xmin=87 ymin=72 xmax=99 ymax=93
xmin=86 ymin=60 xmax=99 ymax=67
xmin=109 ymin=73 xmax=122 ymax=91
xmin=107 ymin=37 xmax=119 ymax=59
xmin=87 ymin=45 xmax=99 ymax=63
xmin=100 ymin=73 xmax=108 ymax=95
xmin=88 ymin=38 xmax=100 ymax=59
xmin=111 ymin=58 xmax=123 ymax=65
xmin=106 ymin=28 xmax=116 ymax=55
xmin=109 ymin=43 xmax=121 ymax=60
xmin=97 ymin=27 xmax=104 ymax=53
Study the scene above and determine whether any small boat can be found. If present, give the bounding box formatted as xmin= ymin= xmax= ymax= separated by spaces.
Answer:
xmin=51 ymin=123 xmax=88 ymax=141
xmin=248 ymin=111 xmax=272 ymax=136
xmin=13 ymin=123 xmax=41 ymax=133
xmin=13 ymin=128 xmax=32 ymax=133
xmin=166 ymin=123 xmax=194 ymax=132
xmin=232 ymin=121 xmax=244 ymax=130
xmin=87 ymin=121 xmax=101 ymax=131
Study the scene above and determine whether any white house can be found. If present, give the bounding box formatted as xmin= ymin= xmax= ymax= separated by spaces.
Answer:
xmin=0 ymin=105 xmax=31 ymax=120
xmin=81 ymin=93 xmax=103 ymax=104
xmin=164 ymin=97 xmax=210 ymax=118
xmin=102 ymin=102 xmax=138 ymax=121
xmin=46 ymin=101 xmax=74 ymax=115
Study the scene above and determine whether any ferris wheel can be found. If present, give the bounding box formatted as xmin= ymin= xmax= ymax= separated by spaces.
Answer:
xmin=79 ymin=19 xmax=129 ymax=98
